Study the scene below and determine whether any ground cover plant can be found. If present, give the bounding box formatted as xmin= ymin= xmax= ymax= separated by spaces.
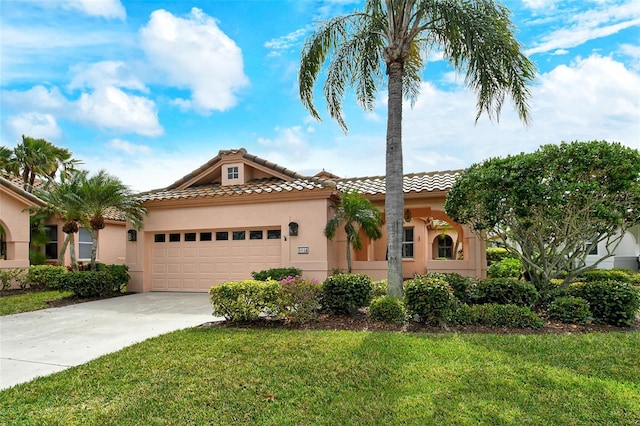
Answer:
xmin=1 ymin=328 xmax=638 ymax=425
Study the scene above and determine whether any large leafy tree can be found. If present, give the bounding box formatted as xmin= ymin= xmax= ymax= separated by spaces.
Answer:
xmin=445 ymin=140 xmax=640 ymax=290
xmin=325 ymin=191 xmax=384 ymax=273
xmin=299 ymin=0 xmax=534 ymax=297
xmin=1 ymin=135 xmax=80 ymax=191
xmin=80 ymin=170 xmax=147 ymax=270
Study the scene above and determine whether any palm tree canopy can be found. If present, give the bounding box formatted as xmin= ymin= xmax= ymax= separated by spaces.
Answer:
xmin=33 ymin=170 xmax=87 ymax=226
xmin=81 ymin=170 xmax=147 ymax=231
xmin=299 ymin=0 xmax=535 ymax=131
xmin=325 ymin=191 xmax=384 ymax=249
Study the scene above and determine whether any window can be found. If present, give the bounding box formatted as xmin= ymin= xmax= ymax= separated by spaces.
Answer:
xmin=227 ymin=166 xmax=239 ymax=180
xmin=233 ymin=231 xmax=246 ymax=240
xmin=437 ymin=235 xmax=454 ymax=259
xmin=154 ymin=234 xmax=166 ymax=243
xmin=250 ymin=230 xmax=263 ymax=240
xmin=267 ymin=229 xmax=281 ymax=240
xmin=216 ymin=231 xmax=228 ymax=241
xmin=184 ymin=232 xmax=196 ymax=242
xmin=402 ymin=227 xmax=414 ymax=258
xmin=200 ymin=232 xmax=212 ymax=241
xmin=587 ymin=243 xmax=598 ymax=255
xmin=78 ymin=228 xmax=93 ymax=260
xmin=45 ymin=225 xmax=58 ymax=259
xmin=169 ymin=233 xmax=181 ymax=242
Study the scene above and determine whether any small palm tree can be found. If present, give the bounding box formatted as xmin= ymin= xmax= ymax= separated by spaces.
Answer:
xmin=325 ymin=191 xmax=384 ymax=273
xmin=300 ymin=0 xmax=534 ymax=297
xmin=34 ymin=171 xmax=87 ymax=269
xmin=81 ymin=170 xmax=147 ymax=270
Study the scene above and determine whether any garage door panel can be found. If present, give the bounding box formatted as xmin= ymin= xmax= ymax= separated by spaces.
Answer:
xmin=151 ymin=229 xmax=282 ymax=292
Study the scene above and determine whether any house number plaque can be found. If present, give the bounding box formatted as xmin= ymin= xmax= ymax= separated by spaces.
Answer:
xmin=297 ymin=247 xmax=309 ymax=254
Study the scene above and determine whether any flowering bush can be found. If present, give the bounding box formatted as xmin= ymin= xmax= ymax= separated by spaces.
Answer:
xmin=279 ymin=275 xmax=322 ymax=323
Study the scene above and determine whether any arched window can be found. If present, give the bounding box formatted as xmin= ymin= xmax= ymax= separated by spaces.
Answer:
xmin=433 ymin=235 xmax=453 ymax=259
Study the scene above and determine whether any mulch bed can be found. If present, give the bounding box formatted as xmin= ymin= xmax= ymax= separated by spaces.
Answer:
xmin=202 ymin=310 xmax=640 ymax=335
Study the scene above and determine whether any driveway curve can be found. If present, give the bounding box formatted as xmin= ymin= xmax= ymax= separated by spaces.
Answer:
xmin=0 ymin=292 xmax=217 ymax=390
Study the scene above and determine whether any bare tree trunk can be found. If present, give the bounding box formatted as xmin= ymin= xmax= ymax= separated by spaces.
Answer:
xmin=90 ymin=229 xmax=99 ymax=271
xmin=346 ymin=241 xmax=352 ymax=273
xmin=385 ymin=61 xmax=404 ymax=298
xmin=69 ymin=233 xmax=78 ymax=271
xmin=58 ymin=234 xmax=70 ymax=266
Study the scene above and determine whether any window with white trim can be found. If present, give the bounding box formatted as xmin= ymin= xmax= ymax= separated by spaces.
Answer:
xmin=402 ymin=227 xmax=414 ymax=258
xmin=227 ymin=166 xmax=239 ymax=180
xmin=78 ymin=228 xmax=94 ymax=260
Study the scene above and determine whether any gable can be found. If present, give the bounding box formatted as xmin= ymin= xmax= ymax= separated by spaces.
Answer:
xmin=0 ymin=176 xmax=45 ymax=208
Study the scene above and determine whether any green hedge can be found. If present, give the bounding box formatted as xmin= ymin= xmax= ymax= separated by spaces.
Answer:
xmin=279 ymin=276 xmax=322 ymax=323
xmin=578 ymin=269 xmax=632 ymax=283
xmin=487 ymin=258 xmax=523 ymax=279
xmin=452 ymin=304 xmax=543 ymax=329
xmin=60 ymin=271 xmax=115 ymax=298
xmin=404 ymin=275 xmax=456 ymax=325
xmin=27 ymin=265 xmax=68 ymax=290
xmin=369 ymin=296 xmax=406 ymax=323
xmin=321 ymin=274 xmax=372 ymax=314
xmin=251 ymin=267 xmax=302 ymax=282
xmin=486 ymin=248 xmax=517 ymax=265
xmin=569 ymin=280 xmax=640 ymax=326
xmin=209 ymin=280 xmax=280 ymax=321
xmin=547 ymin=296 xmax=592 ymax=324
xmin=474 ymin=278 xmax=538 ymax=307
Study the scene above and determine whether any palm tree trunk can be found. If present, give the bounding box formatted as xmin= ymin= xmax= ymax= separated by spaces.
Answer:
xmin=385 ymin=61 xmax=404 ymax=298
xmin=58 ymin=234 xmax=70 ymax=265
xmin=90 ymin=229 xmax=99 ymax=270
xmin=346 ymin=241 xmax=352 ymax=273
xmin=69 ymin=233 xmax=78 ymax=271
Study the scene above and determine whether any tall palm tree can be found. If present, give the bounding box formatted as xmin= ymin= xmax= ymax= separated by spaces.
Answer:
xmin=33 ymin=171 xmax=87 ymax=270
xmin=3 ymin=135 xmax=80 ymax=192
xmin=299 ymin=0 xmax=534 ymax=297
xmin=325 ymin=191 xmax=384 ymax=273
xmin=81 ymin=170 xmax=147 ymax=270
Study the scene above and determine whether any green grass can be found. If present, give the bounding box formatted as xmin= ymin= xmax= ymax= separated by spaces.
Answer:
xmin=1 ymin=328 xmax=638 ymax=425
xmin=0 ymin=290 xmax=73 ymax=315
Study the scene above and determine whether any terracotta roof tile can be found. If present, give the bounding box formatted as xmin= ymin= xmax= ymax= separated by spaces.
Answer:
xmin=336 ymin=170 xmax=461 ymax=195
xmin=138 ymin=177 xmax=330 ymax=202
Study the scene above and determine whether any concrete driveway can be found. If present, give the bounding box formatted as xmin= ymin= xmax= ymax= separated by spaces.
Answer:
xmin=0 ymin=292 xmax=218 ymax=390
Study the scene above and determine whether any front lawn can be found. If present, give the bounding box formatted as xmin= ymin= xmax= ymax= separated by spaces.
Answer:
xmin=1 ymin=328 xmax=638 ymax=425
xmin=0 ymin=290 xmax=73 ymax=316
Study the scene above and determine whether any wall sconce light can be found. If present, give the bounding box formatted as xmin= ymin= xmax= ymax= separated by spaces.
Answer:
xmin=288 ymin=221 xmax=299 ymax=236
xmin=127 ymin=229 xmax=137 ymax=242
xmin=404 ymin=209 xmax=412 ymax=222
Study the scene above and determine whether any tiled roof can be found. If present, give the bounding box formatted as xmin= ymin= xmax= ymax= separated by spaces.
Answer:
xmin=0 ymin=175 xmax=45 ymax=206
xmin=138 ymin=177 xmax=331 ymax=202
xmin=336 ymin=170 xmax=461 ymax=195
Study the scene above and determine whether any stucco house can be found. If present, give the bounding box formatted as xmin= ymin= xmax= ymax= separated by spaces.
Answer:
xmin=126 ymin=148 xmax=486 ymax=293
xmin=0 ymin=175 xmax=126 ymax=275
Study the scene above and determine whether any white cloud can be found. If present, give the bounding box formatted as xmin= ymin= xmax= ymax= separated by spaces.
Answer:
xmin=257 ymin=126 xmax=311 ymax=161
xmin=66 ymin=0 xmax=126 ymax=20
xmin=68 ymin=61 xmax=147 ymax=92
xmin=527 ymin=2 xmax=640 ymax=55
xmin=265 ymin=28 xmax=308 ymax=56
xmin=106 ymin=139 xmax=152 ymax=155
xmin=5 ymin=113 xmax=63 ymax=141
xmin=139 ymin=8 xmax=249 ymax=114
xmin=76 ymin=86 xmax=163 ymax=136
xmin=1 ymin=86 xmax=68 ymax=111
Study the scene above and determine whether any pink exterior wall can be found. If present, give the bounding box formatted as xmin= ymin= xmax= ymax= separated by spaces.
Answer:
xmin=126 ymin=197 xmax=334 ymax=292
xmin=44 ymin=218 xmax=126 ymax=267
xmin=0 ymin=187 xmax=32 ymax=270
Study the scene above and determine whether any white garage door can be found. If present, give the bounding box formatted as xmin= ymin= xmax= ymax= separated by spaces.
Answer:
xmin=150 ymin=229 xmax=282 ymax=292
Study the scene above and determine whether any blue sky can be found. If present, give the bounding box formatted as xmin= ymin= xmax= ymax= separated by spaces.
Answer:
xmin=1 ymin=0 xmax=639 ymax=192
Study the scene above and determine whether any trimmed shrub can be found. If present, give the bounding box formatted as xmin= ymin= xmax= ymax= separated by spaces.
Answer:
xmin=60 ymin=271 xmax=114 ymax=297
xmin=252 ymin=267 xmax=302 ymax=282
xmin=369 ymin=296 xmax=407 ymax=323
xmin=209 ymin=279 xmax=280 ymax=321
xmin=105 ymin=264 xmax=130 ymax=292
xmin=579 ymin=269 xmax=632 ymax=283
xmin=321 ymin=273 xmax=373 ymax=314
xmin=547 ymin=296 xmax=592 ymax=324
xmin=487 ymin=258 xmax=523 ymax=279
xmin=404 ymin=275 xmax=456 ymax=325
xmin=537 ymin=280 xmax=569 ymax=309
xmin=371 ymin=279 xmax=388 ymax=298
xmin=278 ymin=276 xmax=322 ymax=323
xmin=474 ymin=278 xmax=538 ymax=307
xmin=442 ymin=273 xmax=476 ymax=304
xmin=569 ymin=280 xmax=640 ymax=326
xmin=0 ymin=269 xmax=26 ymax=292
xmin=452 ymin=303 xmax=543 ymax=329
xmin=27 ymin=265 xmax=68 ymax=290
xmin=486 ymin=248 xmax=516 ymax=265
